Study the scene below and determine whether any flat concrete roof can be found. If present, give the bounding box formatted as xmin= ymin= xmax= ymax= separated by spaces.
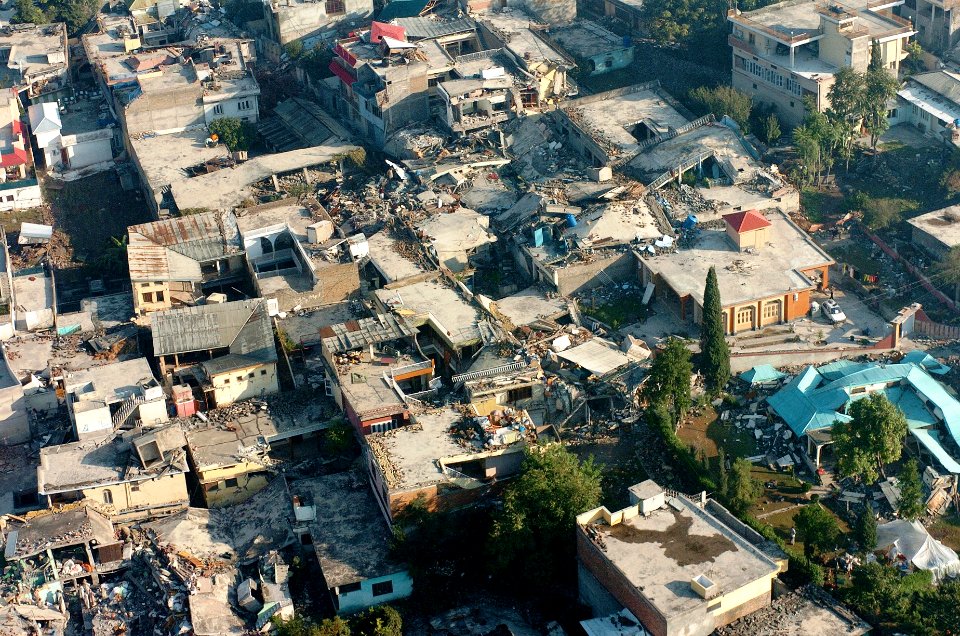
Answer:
xmin=335 ymin=351 xmax=414 ymax=417
xmin=12 ymin=272 xmax=53 ymax=313
xmin=566 ymin=200 xmax=663 ymax=245
xmin=63 ymin=357 xmax=158 ymax=410
xmin=0 ymin=23 xmax=67 ymax=87
xmin=492 ymin=286 xmax=568 ymax=327
xmin=417 ymin=208 xmax=497 ymax=263
xmin=367 ymin=229 xmax=432 ymax=284
xmin=130 ymin=128 xmax=227 ymax=195
xmin=549 ymin=20 xmax=627 ymax=58
xmin=641 ymin=209 xmax=834 ymax=307
xmin=275 ymin=302 xmax=358 ymax=347
xmin=908 ymin=205 xmax=960 ymax=251
xmin=293 ymin=471 xmax=402 ymax=588
xmin=367 ymin=407 xmax=467 ymax=490
xmin=628 ymin=123 xmax=761 ymax=185
xmin=735 ymin=0 xmax=911 ymax=42
xmin=374 ymin=279 xmax=482 ymax=348
xmin=561 ymin=85 xmax=689 ymax=160
xmin=170 ymin=141 xmax=361 ymax=211
xmin=481 ymin=11 xmax=569 ymax=67
xmin=184 ymin=411 xmax=277 ymax=470
xmin=580 ymin=496 xmax=778 ymax=620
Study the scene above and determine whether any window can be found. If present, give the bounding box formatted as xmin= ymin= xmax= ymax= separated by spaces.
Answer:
xmin=325 ymin=0 xmax=345 ymax=14
xmin=213 ymin=103 xmax=224 ymax=115
xmin=339 ymin=581 xmax=361 ymax=593
xmin=142 ymin=292 xmax=154 ymax=303
xmin=260 ymin=369 xmax=267 ymax=376
xmin=225 ymin=478 xmax=239 ymax=488
xmin=237 ymin=375 xmax=244 ymax=382
xmin=130 ymin=483 xmax=140 ymax=492
xmin=155 ymin=291 xmax=165 ymax=302
xmin=507 ymin=386 xmax=533 ymax=402
xmin=371 ymin=580 xmax=394 ymax=597
xmin=223 ymin=377 xmax=231 ymax=384
xmin=762 ymin=302 xmax=780 ymax=319
xmin=5 ymin=195 xmax=12 ymax=202
xmin=103 ymin=489 xmax=114 ymax=504
xmin=238 ymin=99 xmax=251 ymax=110
xmin=248 ymin=372 xmax=255 ymax=379
xmin=205 ymin=482 xmax=219 ymax=492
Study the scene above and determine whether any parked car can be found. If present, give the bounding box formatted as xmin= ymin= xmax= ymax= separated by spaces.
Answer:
xmin=821 ymin=299 xmax=846 ymax=324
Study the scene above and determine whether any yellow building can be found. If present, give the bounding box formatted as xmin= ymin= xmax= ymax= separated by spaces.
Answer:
xmin=38 ymin=424 xmax=191 ymax=522
xmin=185 ymin=410 xmax=279 ymax=508
xmin=151 ymin=299 xmax=280 ymax=409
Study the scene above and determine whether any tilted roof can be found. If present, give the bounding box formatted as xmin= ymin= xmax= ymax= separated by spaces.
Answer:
xmin=151 ymin=299 xmax=276 ymax=364
xmin=127 ymin=213 xmax=239 ymax=282
xmin=723 ymin=209 xmax=771 ymax=233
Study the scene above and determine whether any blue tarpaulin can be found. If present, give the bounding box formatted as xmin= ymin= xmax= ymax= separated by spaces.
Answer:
xmin=739 ymin=365 xmax=785 ymax=385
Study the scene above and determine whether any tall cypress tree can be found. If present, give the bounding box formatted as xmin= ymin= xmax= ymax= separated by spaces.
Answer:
xmin=700 ymin=266 xmax=731 ymax=393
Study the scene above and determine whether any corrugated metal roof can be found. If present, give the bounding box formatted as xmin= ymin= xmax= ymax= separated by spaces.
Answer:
xmin=911 ymin=71 xmax=960 ymax=109
xmin=151 ymin=299 xmax=276 ymax=364
xmin=320 ymin=314 xmax=417 ymax=353
xmin=391 ymin=17 xmax=476 ymax=40
xmin=127 ymin=213 xmax=237 ymax=281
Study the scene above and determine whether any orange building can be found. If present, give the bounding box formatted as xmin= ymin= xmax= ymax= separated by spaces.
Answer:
xmin=638 ymin=209 xmax=833 ymax=335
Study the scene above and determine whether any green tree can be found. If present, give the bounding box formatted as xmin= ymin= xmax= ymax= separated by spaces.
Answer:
xmin=869 ymin=39 xmax=883 ymax=72
xmin=936 ymin=245 xmax=960 ymax=303
xmin=489 ymin=445 xmax=602 ymax=587
xmin=273 ymin=615 xmax=351 ymax=636
xmin=860 ymin=197 xmax=917 ymax=230
xmin=689 ymin=85 xmax=752 ymax=131
xmin=853 ymin=506 xmax=877 ymax=552
xmin=794 ymin=103 xmax=841 ymax=187
xmin=285 ymin=40 xmax=305 ymax=60
xmin=831 ymin=393 xmax=907 ymax=483
xmin=699 ymin=266 xmax=730 ymax=393
xmin=642 ymin=339 xmax=693 ymax=423
xmin=762 ymin=113 xmax=781 ymax=145
xmin=209 ymin=117 xmax=257 ymax=152
xmin=324 ymin=417 xmax=357 ymax=457
xmin=903 ymin=40 xmax=926 ymax=75
xmin=897 ymin=458 xmax=925 ymax=520
xmin=12 ymin=0 xmax=46 ymax=24
xmin=726 ymin=458 xmax=761 ymax=515
xmin=717 ymin=447 xmax=729 ymax=500
xmin=827 ymin=67 xmax=866 ymax=171
xmin=350 ymin=606 xmax=402 ymax=636
xmin=863 ymin=63 xmax=900 ymax=150
xmin=794 ymin=503 xmax=840 ymax=559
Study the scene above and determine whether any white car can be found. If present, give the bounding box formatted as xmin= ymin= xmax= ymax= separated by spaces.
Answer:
xmin=821 ymin=299 xmax=846 ymax=324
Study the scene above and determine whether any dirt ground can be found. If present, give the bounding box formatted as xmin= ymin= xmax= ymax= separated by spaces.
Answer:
xmin=40 ymin=171 xmax=152 ymax=267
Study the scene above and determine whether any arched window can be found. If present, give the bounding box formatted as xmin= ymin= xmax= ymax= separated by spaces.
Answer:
xmin=103 ymin=489 xmax=113 ymax=505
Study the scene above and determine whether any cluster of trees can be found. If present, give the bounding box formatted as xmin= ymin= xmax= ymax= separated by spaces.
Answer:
xmin=843 ymin=563 xmax=960 ymax=635
xmin=209 ymin=117 xmax=258 ymax=152
xmin=273 ymin=606 xmax=401 ymax=636
xmin=689 ymin=86 xmax=782 ymax=144
xmin=13 ymin=0 xmax=98 ymax=35
xmin=393 ymin=445 xmax=602 ymax=607
xmin=794 ymin=43 xmax=900 ymax=187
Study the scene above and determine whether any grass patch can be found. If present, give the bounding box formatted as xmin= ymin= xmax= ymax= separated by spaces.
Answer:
xmin=800 ymin=188 xmax=844 ymax=223
xmin=831 ymin=243 xmax=882 ymax=276
xmin=928 ymin=513 xmax=960 ymax=552
xmin=582 ymin=296 xmax=646 ymax=329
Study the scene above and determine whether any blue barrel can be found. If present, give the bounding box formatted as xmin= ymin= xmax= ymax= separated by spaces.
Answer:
xmin=566 ymin=213 xmax=578 ymax=228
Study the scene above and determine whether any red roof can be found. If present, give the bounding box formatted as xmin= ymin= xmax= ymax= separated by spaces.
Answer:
xmin=0 ymin=147 xmax=29 ymax=168
xmin=723 ymin=209 xmax=771 ymax=233
xmin=370 ymin=21 xmax=406 ymax=44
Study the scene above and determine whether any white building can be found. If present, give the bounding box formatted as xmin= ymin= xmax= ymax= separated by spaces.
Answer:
xmin=0 ymin=89 xmax=41 ymax=212
xmin=27 ymin=102 xmax=115 ymax=174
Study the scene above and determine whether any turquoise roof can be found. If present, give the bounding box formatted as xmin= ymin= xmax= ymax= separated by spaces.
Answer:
xmin=739 ymin=365 xmax=786 ymax=385
xmin=767 ymin=360 xmax=960 ymax=474
xmin=903 ymin=350 xmax=951 ymax=375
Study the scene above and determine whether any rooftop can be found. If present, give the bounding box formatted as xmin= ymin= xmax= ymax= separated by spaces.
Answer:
xmin=5 ymin=506 xmax=116 ymax=560
xmin=151 ymin=299 xmax=275 ymax=363
xmin=640 ymin=209 xmax=833 ymax=307
xmin=416 ymin=208 xmax=497 ymax=269
xmin=63 ymin=356 xmax=160 ymax=413
xmin=0 ymin=23 xmax=67 ymax=90
xmin=491 ymin=286 xmax=568 ymax=327
xmin=480 ymin=10 xmax=570 ymax=69
xmin=560 ymin=84 xmax=690 ymax=161
xmin=293 ymin=471 xmax=402 ymax=587
xmin=127 ymin=211 xmax=239 ymax=282
xmin=128 ymin=128 xmax=228 ymax=198
xmin=374 ymin=279 xmax=483 ymax=349
xmin=732 ymin=0 xmax=913 ymax=44
xmin=907 ymin=205 xmax=960 ymax=249
xmin=717 ymin=584 xmax=870 ymax=636
xmin=627 ymin=122 xmax=761 ymax=185
xmin=366 ymin=229 xmax=434 ymax=284
xmin=332 ymin=348 xmax=422 ymax=419
xmin=184 ymin=410 xmax=278 ymax=470
xmin=548 ymin=20 xmax=628 ymax=58
xmin=320 ymin=314 xmax=417 ymax=354
xmin=577 ymin=493 xmax=779 ymax=620
xmin=38 ymin=424 xmax=189 ymax=494
xmin=11 ymin=271 xmax=53 ymax=314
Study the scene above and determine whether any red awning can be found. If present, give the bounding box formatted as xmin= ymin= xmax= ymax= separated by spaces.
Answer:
xmin=0 ymin=147 xmax=29 ymax=168
xmin=329 ymin=60 xmax=355 ymax=87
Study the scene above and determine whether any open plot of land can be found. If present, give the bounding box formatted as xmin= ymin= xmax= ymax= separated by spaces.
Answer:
xmin=45 ymin=171 xmax=153 ymax=266
xmin=928 ymin=514 xmax=960 ymax=552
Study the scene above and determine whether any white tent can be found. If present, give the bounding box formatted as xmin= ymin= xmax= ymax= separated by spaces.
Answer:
xmin=876 ymin=519 xmax=960 ymax=583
